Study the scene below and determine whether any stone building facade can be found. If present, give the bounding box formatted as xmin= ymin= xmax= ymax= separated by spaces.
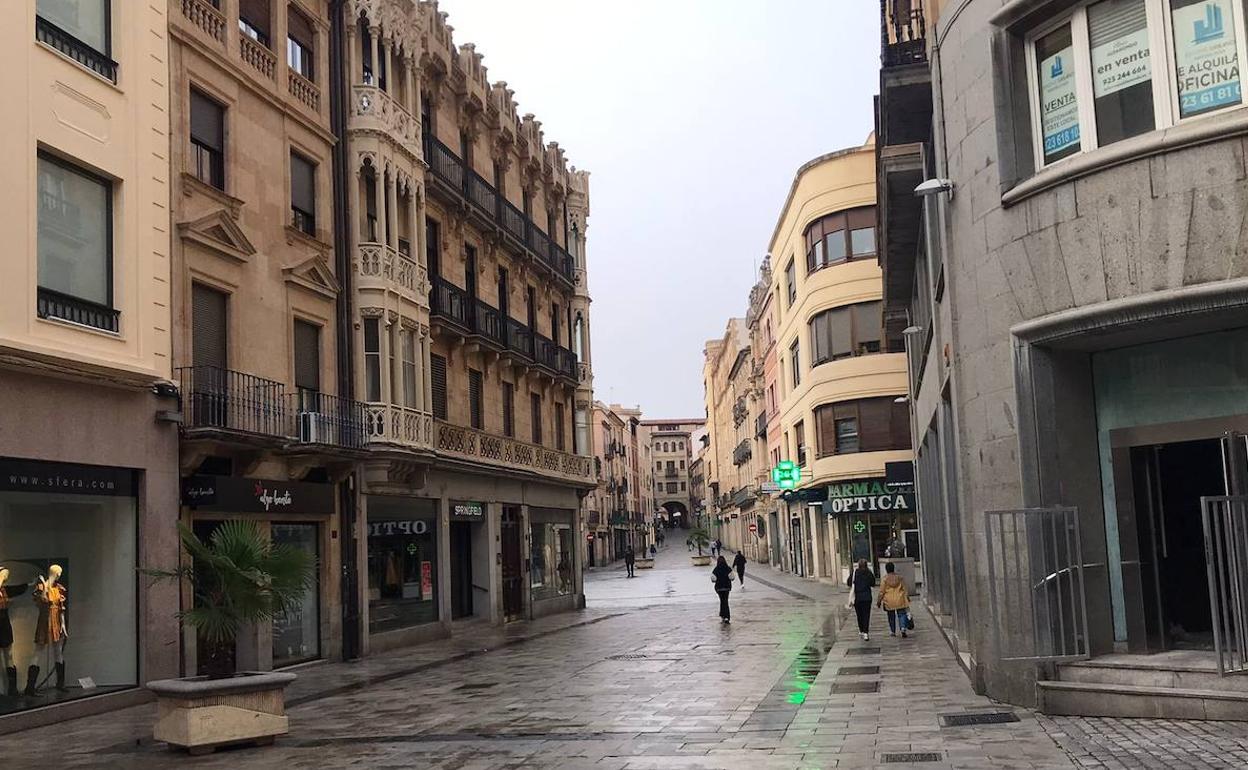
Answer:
xmin=642 ymin=418 xmax=704 ymax=530
xmin=879 ymin=0 xmax=1248 ymax=717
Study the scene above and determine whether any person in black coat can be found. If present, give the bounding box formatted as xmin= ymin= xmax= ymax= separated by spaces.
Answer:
xmin=712 ymin=555 xmax=734 ymax=623
xmin=732 ymin=551 xmax=747 ymax=587
xmin=847 ymin=558 xmax=877 ymax=641
xmin=624 ymin=547 xmax=636 ymax=578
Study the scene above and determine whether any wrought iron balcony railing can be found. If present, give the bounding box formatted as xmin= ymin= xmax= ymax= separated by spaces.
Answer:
xmin=431 ymin=276 xmax=469 ymax=329
xmin=733 ymin=439 xmax=753 ymax=466
xmin=287 ymin=391 xmax=368 ymax=448
xmin=37 ymin=288 xmax=120 ymax=334
xmin=35 ymin=16 xmax=118 ymax=82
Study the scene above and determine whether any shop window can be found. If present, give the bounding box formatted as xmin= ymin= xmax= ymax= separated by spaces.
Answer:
xmin=529 ymin=519 xmax=573 ymax=600
xmin=271 ymin=523 xmax=319 ymax=667
xmin=363 ymin=318 xmax=381 ymax=402
xmin=1024 ymin=0 xmax=1248 ymax=169
xmin=366 ymin=496 xmax=438 ymax=634
xmin=431 ymin=354 xmax=448 ymax=420
xmin=190 ymin=89 xmax=225 ymax=190
xmin=290 ymin=151 xmax=316 ymax=235
xmin=0 ymin=460 xmax=137 ymax=715
xmin=809 ymin=301 xmax=883 ymax=365
xmin=468 ymin=368 xmax=483 ymax=429
xmin=36 ymin=153 xmax=115 ymax=332
xmin=286 ymin=5 xmax=314 ymax=80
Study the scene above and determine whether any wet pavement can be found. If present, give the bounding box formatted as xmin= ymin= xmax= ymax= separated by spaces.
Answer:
xmin=5 ymin=544 xmax=1248 ymax=768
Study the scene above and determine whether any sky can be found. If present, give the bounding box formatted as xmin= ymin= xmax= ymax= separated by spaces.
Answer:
xmin=440 ymin=0 xmax=879 ymax=418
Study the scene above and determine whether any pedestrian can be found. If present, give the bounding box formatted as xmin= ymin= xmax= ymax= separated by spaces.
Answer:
xmin=847 ymin=558 xmax=876 ymax=641
xmin=712 ymin=555 xmax=734 ymax=623
xmin=877 ymin=561 xmax=911 ymax=638
xmin=624 ymin=546 xmax=636 ymax=578
xmin=649 ymin=542 xmax=657 ymax=557
xmin=686 ymin=538 xmax=692 ymax=552
xmin=732 ymin=550 xmax=747 ymax=588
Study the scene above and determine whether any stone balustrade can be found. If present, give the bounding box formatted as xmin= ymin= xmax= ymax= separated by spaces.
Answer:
xmin=435 ymin=421 xmax=594 ymax=485
xmin=356 ymin=242 xmax=429 ymax=308
xmin=351 ymin=85 xmax=421 ymax=155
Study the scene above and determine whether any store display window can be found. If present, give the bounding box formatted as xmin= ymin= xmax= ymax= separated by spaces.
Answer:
xmin=529 ymin=514 xmax=573 ymax=601
xmin=367 ymin=496 xmax=438 ymax=633
xmin=271 ymin=523 xmax=319 ymax=667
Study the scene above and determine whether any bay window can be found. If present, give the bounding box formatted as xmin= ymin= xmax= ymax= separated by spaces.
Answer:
xmin=804 ymin=207 xmax=876 ymax=272
xmin=1027 ymin=0 xmax=1248 ymax=168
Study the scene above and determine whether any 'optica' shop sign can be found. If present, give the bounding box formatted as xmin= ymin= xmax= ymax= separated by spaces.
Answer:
xmin=822 ymin=478 xmax=916 ymax=516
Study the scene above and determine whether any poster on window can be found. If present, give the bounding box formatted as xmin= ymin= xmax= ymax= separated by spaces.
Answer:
xmin=420 ymin=560 xmax=433 ymax=597
xmin=1039 ymin=44 xmax=1081 ymax=157
xmin=1173 ymin=0 xmax=1242 ymax=117
xmin=1092 ymin=27 xmax=1151 ymax=97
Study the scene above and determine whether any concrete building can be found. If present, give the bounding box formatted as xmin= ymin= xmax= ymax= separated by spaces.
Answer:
xmin=768 ymin=139 xmax=912 ymax=583
xmin=878 ymin=0 xmax=1248 ymax=717
xmin=0 ymin=0 xmax=179 ymax=732
xmin=642 ymin=418 xmax=704 ymax=530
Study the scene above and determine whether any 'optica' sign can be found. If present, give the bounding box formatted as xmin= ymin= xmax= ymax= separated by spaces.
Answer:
xmin=824 ymin=479 xmax=916 ymax=516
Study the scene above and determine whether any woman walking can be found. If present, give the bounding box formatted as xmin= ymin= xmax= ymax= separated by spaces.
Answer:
xmin=712 ymin=555 xmax=734 ymax=624
xmin=847 ymin=558 xmax=876 ymax=641
xmin=877 ymin=562 xmax=911 ymax=637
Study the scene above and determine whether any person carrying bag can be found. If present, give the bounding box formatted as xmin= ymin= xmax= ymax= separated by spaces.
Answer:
xmin=877 ymin=561 xmax=912 ymax=638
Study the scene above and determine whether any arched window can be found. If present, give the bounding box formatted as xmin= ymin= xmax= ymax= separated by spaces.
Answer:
xmin=574 ymin=312 xmax=585 ymax=359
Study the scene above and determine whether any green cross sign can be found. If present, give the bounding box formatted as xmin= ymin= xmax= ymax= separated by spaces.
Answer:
xmin=852 ymin=520 xmax=866 ymax=534
xmin=771 ymin=460 xmax=799 ymax=490
xmin=407 ymin=542 xmax=419 ymax=555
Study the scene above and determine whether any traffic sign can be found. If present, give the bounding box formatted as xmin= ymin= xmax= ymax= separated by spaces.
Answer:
xmin=748 ymin=522 xmax=758 ymax=533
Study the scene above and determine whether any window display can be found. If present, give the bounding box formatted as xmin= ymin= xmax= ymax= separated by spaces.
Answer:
xmin=367 ymin=496 xmax=437 ymax=634
xmin=0 ymin=460 xmax=137 ymax=715
xmin=271 ymin=524 xmax=319 ymax=667
xmin=529 ymin=511 xmax=574 ymax=602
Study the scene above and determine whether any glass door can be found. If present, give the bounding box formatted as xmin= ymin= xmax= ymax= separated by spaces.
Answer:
xmin=272 ymin=523 xmax=320 ymax=667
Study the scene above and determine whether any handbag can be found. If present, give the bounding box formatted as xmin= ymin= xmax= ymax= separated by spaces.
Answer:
xmin=906 ymin=614 xmax=915 ymax=631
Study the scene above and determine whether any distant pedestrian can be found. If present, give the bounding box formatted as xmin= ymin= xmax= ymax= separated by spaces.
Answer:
xmin=847 ymin=558 xmax=876 ymax=641
xmin=649 ymin=543 xmax=657 ymax=557
xmin=877 ymin=561 xmax=911 ymax=638
xmin=624 ymin=546 xmax=636 ymax=578
xmin=732 ymin=551 xmax=747 ymax=588
xmin=686 ymin=538 xmax=693 ymax=552
xmin=712 ymin=555 xmax=734 ymax=623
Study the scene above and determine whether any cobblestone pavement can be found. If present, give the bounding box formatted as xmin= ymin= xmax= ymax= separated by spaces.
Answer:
xmin=6 ymin=544 xmax=1248 ymax=768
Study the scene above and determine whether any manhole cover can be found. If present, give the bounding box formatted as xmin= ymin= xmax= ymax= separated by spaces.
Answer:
xmin=456 ymin=682 xmax=498 ymax=691
xmin=837 ymin=665 xmax=880 ymax=675
xmin=880 ymin=752 xmax=943 ymax=763
xmin=830 ymin=680 xmax=880 ymax=693
xmin=939 ymin=711 xmax=1020 ymax=727
xmin=606 ymin=654 xmax=648 ymax=660
xmin=843 ymin=647 xmax=881 ymax=655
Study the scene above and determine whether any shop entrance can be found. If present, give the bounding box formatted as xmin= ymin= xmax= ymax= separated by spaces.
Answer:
xmin=500 ymin=506 xmax=523 ymax=621
xmin=450 ymin=521 xmax=473 ymax=620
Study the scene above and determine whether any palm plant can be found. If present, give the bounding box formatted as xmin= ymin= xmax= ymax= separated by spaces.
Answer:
xmin=689 ymin=527 xmax=711 ymax=556
xmin=144 ymin=521 xmax=316 ymax=678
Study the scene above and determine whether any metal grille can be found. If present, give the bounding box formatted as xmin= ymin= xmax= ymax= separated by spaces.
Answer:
xmin=985 ymin=507 xmax=1089 ymax=661
xmin=881 ymin=752 xmax=943 ymax=763
xmin=843 ymin=647 xmax=881 ymax=656
xmin=836 ymin=666 xmax=880 ymax=675
xmin=830 ymin=681 xmax=879 ymax=693
xmin=939 ymin=712 xmax=1020 ymax=727
xmin=606 ymin=654 xmax=647 ymax=661
xmin=1201 ymin=496 xmax=1248 ymax=675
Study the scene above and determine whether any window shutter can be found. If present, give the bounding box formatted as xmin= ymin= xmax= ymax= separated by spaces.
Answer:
xmin=290 ymin=152 xmax=315 ymax=213
xmin=192 ymin=283 xmax=228 ymax=369
xmin=287 ymin=7 xmax=315 ymax=48
xmin=852 ymin=301 xmax=882 ymax=352
xmin=831 ymin=306 xmax=853 ymax=359
xmin=469 ymin=368 xmax=483 ymax=429
xmin=531 ymin=393 xmax=542 ymax=444
xmin=431 ymin=353 xmax=448 ymax=420
xmin=555 ymin=403 xmax=565 ymax=451
xmin=815 ymin=404 xmax=836 ymax=457
xmin=890 ymin=399 xmax=913 ymax=450
xmin=858 ymin=398 xmax=893 ymax=452
xmin=190 ymin=91 xmax=224 ymax=152
xmin=502 ymin=381 xmax=514 ymax=437
xmin=293 ymin=320 xmax=320 ymax=392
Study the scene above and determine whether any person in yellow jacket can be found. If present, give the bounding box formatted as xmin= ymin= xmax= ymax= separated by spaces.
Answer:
xmin=876 ymin=561 xmax=911 ymax=638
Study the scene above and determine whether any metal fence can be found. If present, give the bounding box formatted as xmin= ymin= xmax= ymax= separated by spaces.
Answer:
xmin=1201 ymin=496 xmax=1248 ymax=675
xmin=985 ymin=507 xmax=1090 ymax=661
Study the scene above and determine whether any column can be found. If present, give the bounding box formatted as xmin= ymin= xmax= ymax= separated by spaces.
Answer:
xmin=348 ymin=164 xmax=362 ymax=253
xmin=386 ymin=169 xmax=399 ymax=250
xmin=368 ymin=26 xmax=380 ymax=88
xmin=437 ymin=496 xmax=452 ymax=628
xmin=421 ymin=332 xmax=433 ymax=416
xmin=370 ymin=162 xmax=385 ymax=245
xmin=379 ymin=316 xmax=392 ymax=405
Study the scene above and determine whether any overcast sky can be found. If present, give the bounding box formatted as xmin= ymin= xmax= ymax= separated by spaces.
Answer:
xmin=440 ymin=0 xmax=878 ymax=419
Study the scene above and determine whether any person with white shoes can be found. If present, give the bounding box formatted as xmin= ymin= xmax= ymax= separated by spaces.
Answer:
xmin=877 ymin=561 xmax=912 ymax=638
xmin=847 ymin=558 xmax=876 ymax=641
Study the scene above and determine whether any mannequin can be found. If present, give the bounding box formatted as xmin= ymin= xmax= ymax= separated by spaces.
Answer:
xmin=27 ymin=565 xmax=67 ymax=696
xmin=0 ymin=568 xmax=29 ymax=696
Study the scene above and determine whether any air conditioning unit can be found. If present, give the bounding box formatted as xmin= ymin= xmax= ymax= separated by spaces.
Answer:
xmin=299 ymin=411 xmax=332 ymax=443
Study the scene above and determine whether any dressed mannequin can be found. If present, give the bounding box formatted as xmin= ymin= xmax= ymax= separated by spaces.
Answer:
xmin=0 ymin=568 xmax=29 ymax=696
xmin=27 ymin=565 xmax=67 ymax=696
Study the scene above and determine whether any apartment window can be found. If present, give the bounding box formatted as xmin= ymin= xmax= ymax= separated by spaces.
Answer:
xmin=290 ymin=151 xmax=316 ymax=235
xmin=287 ymin=5 xmax=314 ymax=79
xmin=805 ymin=208 xmax=876 ymax=272
xmin=430 ymin=354 xmax=448 ymax=420
xmin=238 ymin=0 xmax=272 ymax=46
xmin=469 ymin=368 xmax=483 ymax=429
xmin=192 ymin=283 xmax=228 ymax=369
xmin=555 ymin=403 xmax=566 ymax=451
xmin=426 ymin=219 xmax=441 ymax=276
xmin=785 ymin=258 xmax=796 ymax=307
xmin=814 ymin=397 xmax=912 ymax=457
xmin=502 ymin=381 xmax=515 ymax=438
xmin=795 ymin=421 xmax=807 ymax=466
xmin=293 ymin=320 xmax=320 ymax=396
xmin=680 ymin=459 xmax=685 ymax=469
xmin=680 ymin=482 xmax=686 ymax=491
xmin=401 ymin=329 xmax=417 ymax=407
xmin=531 ymin=393 xmax=543 ymax=444
xmin=655 ymin=461 xmax=662 ymax=471
xmin=809 ymin=301 xmax=883 ymax=364
xmin=1025 ymin=0 xmax=1247 ymax=168
xmin=789 ymin=339 xmax=801 ymax=388
xmin=667 ymin=482 xmax=677 ymax=493
xmin=35 ymin=0 xmax=114 ymax=81
xmin=189 ymin=90 xmax=226 ymax=190
xmin=36 ymin=153 xmax=116 ymax=332
xmin=363 ymin=318 xmax=381 ymax=401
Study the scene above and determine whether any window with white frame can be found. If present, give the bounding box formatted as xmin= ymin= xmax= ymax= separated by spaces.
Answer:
xmin=1028 ymin=0 xmax=1247 ymax=168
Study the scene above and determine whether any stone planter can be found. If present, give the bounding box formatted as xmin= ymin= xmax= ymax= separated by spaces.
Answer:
xmin=147 ymin=671 xmax=297 ymax=755
xmin=636 ymin=558 xmax=655 ymax=569
xmin=691 ymin=555 xmax=712 ymax=566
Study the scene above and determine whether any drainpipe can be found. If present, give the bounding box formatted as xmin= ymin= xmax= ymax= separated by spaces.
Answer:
xmin=329 ymin=0 xmax=360 ymax=662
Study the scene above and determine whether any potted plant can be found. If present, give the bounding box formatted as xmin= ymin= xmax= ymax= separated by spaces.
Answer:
xmin=689 ymin=528 xmax=713 ymax=566
xmin=143 ymin=521 xmax=316 ymax=755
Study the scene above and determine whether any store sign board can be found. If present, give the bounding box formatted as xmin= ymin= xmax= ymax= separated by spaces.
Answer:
xmin=368 ymin=519 xmax=431 ymax=537
xmin=1039 ymin=43 xmax=1080 ymax=156
xmin=0 ymin=457 xmax=135 ymax=497
xmin=1174 ymin=0 xmax=1243 ymax=117
xmin=823 ymin=478 xmax=916 ymax=517
xmin=182 ymin=475 xmax=335 ymax=515
xmin=451 ymin=501 xmax=485 ymax=520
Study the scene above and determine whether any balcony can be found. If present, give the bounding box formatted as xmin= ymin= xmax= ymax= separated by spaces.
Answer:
xmin=289 ymin=70 xmax=320 ymax=113
xmin=178 ymin=0 xmax=226 ymax=45
xmin=881 ymin=0 xmax=927 ymax=68
xmin=733 ymin=439 xmax=752 ymax=466
xmin=356 ymin=242 xmax=428 ymax=308
xmin=430 ymin=276 xmax=470 ymax=331
xmin=350 ymin=84 xmax=420 ymax=155
xmin=364 ymin=402 xmax=433 ymax=451
xmin=423 ymin=133 xmax=575 ymax=285
xmin=239 ymin=33 xmax=276 ymax=81
xmin=755 ymin=412 xmax=768 ymax=440
xmin=177 ymin=366 xmax=367 ymax=450
xmin=435 ymin=420 xmax=594 ymax=486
